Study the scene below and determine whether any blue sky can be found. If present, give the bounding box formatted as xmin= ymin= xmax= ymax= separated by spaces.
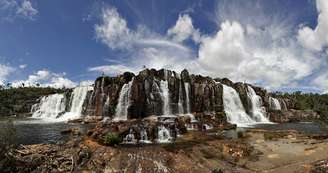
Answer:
xmin=0 ymin=0 xmax=328 ymax=93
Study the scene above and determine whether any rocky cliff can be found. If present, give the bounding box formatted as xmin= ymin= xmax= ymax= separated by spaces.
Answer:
xmin=16 ymin=68 xmax=319 ymax=124
xmin=81 ymin=68 xmax=314 ymax=123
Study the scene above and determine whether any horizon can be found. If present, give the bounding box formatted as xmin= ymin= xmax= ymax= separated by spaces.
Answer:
xmin=0 ymin=0 xmax=327 ymax=93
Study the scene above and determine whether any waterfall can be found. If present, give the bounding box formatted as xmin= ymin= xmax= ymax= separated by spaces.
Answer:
xmin=123 ymin=129 xmax=136 ymax=144
xmin=31 ymin=86 xmax=93 ymax=122
xmin=269 ymin=97 xmax=282 ymax=110
xmin=61 ymin=86 xmax=93 ymax=121
xmin=31 ymin=94 xmax=66 ymax=120
xmin=178 ymin=80 xmax=184 ymax=115
xmin=103 ymin=96 xmax=110 ymax=116
xmin=69 ymin=86 xmax=93 ymax=115
xmin=184 ymin=83 xmax=191 ymax=114
xmin=160 ymin=80 xmax=171 ymax=115
xmin=184 ymin=82 xmax=196 ymax=122
xmin=222 ymin=84 xmax=255 ymax=126
xmin=157 ymin=125 xmax=172 ymax=143
xmin=246 ymin=86 xmax=270 ymax=122
xmin=113 ymin=79 xmax=134 ymax=121
xmin=281 ymin=99 xmax=287 ymax=110
xmin=139 ymin=128 xmax=151 ymax=143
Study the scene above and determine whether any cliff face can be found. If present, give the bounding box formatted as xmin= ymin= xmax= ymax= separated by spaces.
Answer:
xmin=83 ymin=72 xmax=134 ymax=117
xmin=10 ymin=68 xmax=318 ymax=123
xmin=81 ymin=68 xmax=308 ymax=123
xmin=82 ymin=69 xmax=226 ymax=119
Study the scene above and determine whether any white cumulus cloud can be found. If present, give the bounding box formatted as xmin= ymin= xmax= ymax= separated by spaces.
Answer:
xmin=0 ymin=0 xmax=38 ymax=21
xmin=312 ymin=72 xmax=328 ymax=93
xmin=0 ymin=64 xmax=15 ymax=86
xmin=16 ymin=0 xmax=38 ymax=20
xmin=11 ymin=70 xmax=77 ymax=88
xmin=93 ymin=2 xmax=327 ymax=92
xmin=298 ymin=0 xmax=328 ymax=52
xmin=167 ymin=14 xmax=201 ymax=43
xmin=95 ymin=7 xmax=132 ymax=49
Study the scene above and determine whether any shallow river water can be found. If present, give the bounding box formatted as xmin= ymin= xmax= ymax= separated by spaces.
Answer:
xmin=0 ymin=117 xmax=327 ymax=145
xmin=0 ymin=117 xmax=94 ymax=145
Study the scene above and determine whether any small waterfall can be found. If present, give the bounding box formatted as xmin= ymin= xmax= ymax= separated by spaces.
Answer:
xmin=160 ymin=80 xmax=171 ymax=115
xmin=139 ymin=128 xmax=151 ymax=143
xmin=103 ymin=96 xmax=110 ymax=116
xmin=113 ymin=79 xmax=134 ymax=121
xmin=157 ymin=125 xmax=172 ymax=143
xmin=62 ymin=86 xmax=93 ymax=121
xmin=123 ymin=129 xmax=136 ymax=144
xmin=31 ymin=94 xmax=66 ymax=119
xmin=222 ymin=84 xmax=255 ymax=126
xmin=281 ymin=99 xmax=288 ymax=110
xmin=246 ymin=86 xmax=270 ymax=122
xmin=269 ymin=97 xmax=282 ymax=110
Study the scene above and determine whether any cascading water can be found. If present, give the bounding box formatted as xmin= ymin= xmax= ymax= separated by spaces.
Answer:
xmin=281 ymin=100 xmax=287 ymax=110
xmin=222 ymin=84 xmax=255 ymax=126
xmin=184 ymin=82 xmax=197 ymax=122
xmin=184 ymin=83 xmax=191 ymax=114
xmin=160 ymin=80 xmax=171 ymax=115
xmin=31 ymin=94 xmax=66 ymax=120
xmin=246 ymin=86 xmax=270 ymax=122
xmin=113 ymin=79 xmax=134 ymax=121
xmin=103 ymin=96 xmax=110 ymax=116
xmin=269 ymin=97 xmax=282 ymax=110
xmin=139 ymin=128 xmax=151 ymax=143
xmin=157 ymin=125 xmax=172 ymax=143
xmin=61 ymin=86 xmax=93 ymax=121
xmin=178 ymin=80 xmax=184 ymax=115
xmin=123 ymin=129 xmax=136 ymax=144
xmin=31 ymin=86 xmax=93 ymax=122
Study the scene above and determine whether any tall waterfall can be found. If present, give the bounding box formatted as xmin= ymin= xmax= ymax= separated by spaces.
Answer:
xmin=178 ymin=80 xmax=184 ymax=114
xmin=184 ymin=82 xmax=197 ymax=122
xmin=184 ymin=83 xmax=191 ymax=114
xmin=31 ymin=94 xmax=66 ymax=120
xmin=246 ymin=86 xmax=270 ymax=122
xmin=31 ymin=86 xmax=93 ymax=121
xmin=61 ymin=86 xmax=93 ymax=121
xmin=222 ymin=84 xmax=255 ymax=126
xmin=113 ymin=79 xmax=134 ymax=121
xmin=269 ymin=97 xmax=282 ymax=110
xmin=160 ymin=80 xmax=171 ymax=115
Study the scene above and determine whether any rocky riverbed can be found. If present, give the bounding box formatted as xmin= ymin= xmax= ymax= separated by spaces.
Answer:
xmin=3 ymin=121 xmax=328 ymax=173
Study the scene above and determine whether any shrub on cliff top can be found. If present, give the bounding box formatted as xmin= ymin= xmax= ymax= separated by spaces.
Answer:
xmin=102 ymin=133 xmax=121 ymax=146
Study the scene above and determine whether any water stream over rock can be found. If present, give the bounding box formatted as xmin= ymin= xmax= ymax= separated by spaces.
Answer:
xmin=31 ymin=94 xmax=66 ymax=120
xmin=222 ymin=84 xmax=255 ymax=126
xmin=113 ymin=79 xmax=134 ymax=121
xmin=246 ymin=86 xmax=270 ymax=123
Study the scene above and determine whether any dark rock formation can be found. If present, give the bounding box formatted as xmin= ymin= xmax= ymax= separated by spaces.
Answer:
xmin=83 ymin=69 xmax=225 ymax=120
xmin=268 ymin=109 xmax=320 ymax=123
xmin=83 ymin=72 xmax=134 ymax=117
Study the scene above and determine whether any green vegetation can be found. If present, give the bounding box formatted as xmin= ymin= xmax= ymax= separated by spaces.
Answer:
xmin=0 ymin=87 xmax=67 ymax=116
xmin=102 ymin=133 xmax=121 ymax=146
xmin=0 ymin=120 xmax=17 ymax=172
xmin=263 ymin=133 xmax=275 ymax=141
xmin=275 ymin=91 xmax=328 ymax=124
